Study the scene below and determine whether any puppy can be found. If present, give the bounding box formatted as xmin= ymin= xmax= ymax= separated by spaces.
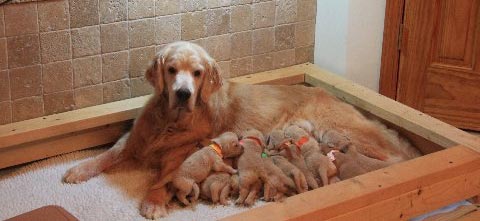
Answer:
xmin=172 ymin=132 xmax=242 ymax=206
xmin=266 ymin=129 xmax=308 ymax=193
xmin=333 ymin=145 xmax=392 ymax=180
xmin=271 ymin=155 xmax=308 ymax=194
xmin=262 ymin=156 xmax=297 ymax=201
xmin=279 ymin=142 xmax=319 ymax=189
xmin=200 ymin=172 xmax=231 ymax=205
xmin=314 ymin=128 xmax=351 ymax=153
xmin=285 ymin=124 xmax=337 ymax=187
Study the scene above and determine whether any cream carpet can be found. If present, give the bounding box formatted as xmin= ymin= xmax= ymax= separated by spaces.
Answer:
xmin=0 ymin=148 xmax=264 ymax=221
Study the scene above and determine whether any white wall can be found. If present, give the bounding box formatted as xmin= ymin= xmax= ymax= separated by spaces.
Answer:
xmin=314 ymin=0 xmax=386 ymax=92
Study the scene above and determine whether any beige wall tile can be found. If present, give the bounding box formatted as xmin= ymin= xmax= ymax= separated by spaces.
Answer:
xmin=252 ymin=53 xmax=273 ymax=73
xmin=252 ymin=1 xmax=275 ymax=28
xmin=12 ymin=96 xmax=44 ymax=122
xmin=4 ymin=3 xmax=38 ymax=37
xmin=252 ymin=27 xmax=274 ymax=55
xmin=181 ymin=11 xmax=207 ymax=40
xmin=74 ymin=85 xmax=103 ymax=108
xmin=0 ymin=38 xmax=6 ymax=70
xmin=205 ymin=34 xmax=231 ymax=61
xmin=129 ymin=18 xmax=155 ymax=48
xmin=231 ymin=5 xmax=252 ymax=32
xmin=230 ymin=56 xmax=252 ymax=77
xmin=9 ymin=65 xmax=42 ymax=99
xmin=189 ymin=38 xmax=206 ymax=48
xmin=184 ymin=0 xmax=207 ymax=12
xmin=0 ymin=70 xmax=10 ymax=102
xmin=44 ymin=90 xmax=75 ymax=115
xmin=7 ymin=34 xmax=41 ymax=68
xmin=101 ymin=22 xmax=129 ymax=53
xmin=42 ymin=61 xmax=73 ymax=94
xmin=129 ymin=46 xmax=155 ymax=77
xmin=38 ymin=0 xmax=70 ymax=32
xmin=206 ymin=8 xmax=230 ymax=36
xmin=0 ymin=101 xmax=12 ymax=125
xmin=69 ymin=0 xmax=99 ymax=28
xmin=103 ymin=79 xmax=130 ymax=103
xmin=233 ymin=0 xmax=252 ymax=4
xmin=273 ymin=49 xmax=295 ymax=68
xmin=128 ymin=0 xmax=155 ymax=20
xmin=73 ymin=56 xmax=102 ymax=88
xmin=295 ymin=20 xmax=315 ymax=47
xmin=297 ymin=0 xmax=316 ymax=21
xmin=155 ymin=15 xmax=181 ymax=45
xmin=99 ymin=0 xmax=127 ymax=24
xmin=276 ymin=0 xmax=297 ymax=25
xmin=231 ymin=31 xmax=252 ymax=58
xmin=295 ymin=45 xmax=313 ymax=64
xmin=155 ymin=0 xmax=185 ymax=16
xmin=71 ymin=26 xmax=101 ymax=58
xmin=208 ymin=0 xmax=231 ymax=8
xmin=40 ymin=30 xmax=72 ymax=64
xmin=0 ymin=8 xmax=4 ymax=37
xmin=217 ymin=60 xmax=231 ymax=78
xmin=275 ymin=24 xmax=295 ymax=50
xmin=130 ymin=77 xmax=152 ymax=97
xmin=102 ymin=51 xmax=129 ymax=82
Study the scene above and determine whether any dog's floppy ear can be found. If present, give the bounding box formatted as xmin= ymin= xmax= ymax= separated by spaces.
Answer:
xmin=200 ymin=59 xmax=223 ymax=103
xmin=145 ymin=52 xmax=166 ymax=94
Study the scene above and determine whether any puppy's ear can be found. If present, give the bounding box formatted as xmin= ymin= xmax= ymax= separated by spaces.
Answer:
xmin=200 ymin=59 xmax=223 ymax=103
xmin=146 ymin=52 xmax=166 ymax=94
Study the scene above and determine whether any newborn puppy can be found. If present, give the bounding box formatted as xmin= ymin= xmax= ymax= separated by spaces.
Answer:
xmin=271 ymin=155 xmax=308 ymax=194
xmin=235 ymin=129 xmax=268 ymax=206
xmin=285 ymin=125 xmax=337 ymax=187
xmin=200 ymin=172 xmax=231 ymax=205
xmin=333 ymin=145 xmax=392 ymax=180
xmin=314 ymin=128 xmax=351 ymax=153
xmin=262 ymin=156 xmax=296 ymax=201
xmin=279 ymin=142 xmax=319 ymax=189
xmin=267 ymin=129 xmax=308 ymax=193
xmin=172 ymin=132 xmax=242 ymax=206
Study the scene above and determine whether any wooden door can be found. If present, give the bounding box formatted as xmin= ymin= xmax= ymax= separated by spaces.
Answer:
xmin=395 ymin=0 xmax=480 ymax=131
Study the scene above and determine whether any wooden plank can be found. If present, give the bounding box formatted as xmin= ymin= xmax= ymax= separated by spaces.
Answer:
xmin=458 ymin=210 xmax=480 ymax=221
xmin=303 ymin=64 xmax=480 ymax=152
xmin=0 ymin=122 xmax=127 ymax=169
xmin=0 ymin=96 xmax=149 ymax=149
xmin=222 ymin=145 xmax=480 ymax=221
xmin=228 ymin=64 xmax=306 ymax=85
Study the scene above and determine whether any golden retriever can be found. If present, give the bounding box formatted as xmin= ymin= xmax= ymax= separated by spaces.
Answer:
xmin=63 ymin=41 xmax=421 ymax=219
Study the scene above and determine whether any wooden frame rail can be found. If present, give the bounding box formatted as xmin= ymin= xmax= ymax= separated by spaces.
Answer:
xmin=1 ymin=63 xmax=479 ymax=220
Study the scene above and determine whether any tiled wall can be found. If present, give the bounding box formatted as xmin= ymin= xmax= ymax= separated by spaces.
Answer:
xmin=0 ymin=0 xmax=316 ymax=125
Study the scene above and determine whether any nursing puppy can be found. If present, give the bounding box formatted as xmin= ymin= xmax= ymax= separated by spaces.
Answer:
xmin=285 ymin=125 xmax=337 ymax=187
xmin=279 ymin=142 xmax=319 ymax=189
xmin=262 ymin=156 xmax=297 ymax=201
xmin=333 ymin=145 xmax=392 ymax=180
xmin=172 ymin=132 xmax=242 ymax=206
xmin=200 ymin=172 xmax=232 ymax=205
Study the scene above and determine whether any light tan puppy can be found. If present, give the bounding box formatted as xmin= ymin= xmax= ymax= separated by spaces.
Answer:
xmin=172 ymin=132 xmax=242 ymax=206
xmin=333 ymin=145 xmax=392 ymax=180
xmin=200 ymin=172 xmax=232 ymax=205
xmin=262 ymin=156 xmax=296 ymax=201
xmin=279 ymin=142 xmax=319 ymax=189
xmin=266 ymin=129 xmax=308 ymax=193
xmin=285 ymin=124 xmax=337 ymax=187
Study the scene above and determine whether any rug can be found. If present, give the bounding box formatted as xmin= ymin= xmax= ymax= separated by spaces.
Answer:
xmin=0 ymin=148 xmax=264 ymax=221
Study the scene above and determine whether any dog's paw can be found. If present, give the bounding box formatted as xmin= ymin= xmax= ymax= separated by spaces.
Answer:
xmin=62 ymin=165 xmax=94 ymax=184
xmin=140 ymin=200 xmax=168 ymax=219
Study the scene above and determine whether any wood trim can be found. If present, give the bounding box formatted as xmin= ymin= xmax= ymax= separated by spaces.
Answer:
xmin=222 ymin=145 xmax=480 ymax=221
xmin=379 ymin=0 xmax=405 ymax=99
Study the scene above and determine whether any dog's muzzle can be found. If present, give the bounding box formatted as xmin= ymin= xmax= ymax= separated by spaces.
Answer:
xmin=175 ymin=89 xmax=191 ymax=102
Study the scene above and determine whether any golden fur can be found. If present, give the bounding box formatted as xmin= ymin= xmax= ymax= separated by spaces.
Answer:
xmin=63 ymin=41 xmax=421 ymax=219
xmin=200 ymin=172 xmax=232 ymax=205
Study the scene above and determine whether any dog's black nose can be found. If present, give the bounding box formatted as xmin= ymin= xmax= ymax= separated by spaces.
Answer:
xmin=176 ymin=89 xmax=191 ymax=102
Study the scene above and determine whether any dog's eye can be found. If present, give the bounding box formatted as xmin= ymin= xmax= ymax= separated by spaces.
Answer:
xmin=194 ymin=70 xmax=201 ymax=77
xmin=168 ymin=67 xmax=177 ymax=74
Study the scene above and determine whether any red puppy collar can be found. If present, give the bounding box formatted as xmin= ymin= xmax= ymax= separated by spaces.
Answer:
xmin=294 ymin=136 xmax=309 ymax=151
xmin=240 ymin=136 xmax=263 ymax=147
xmin=209 ymin=142 xmax=223 ymax=158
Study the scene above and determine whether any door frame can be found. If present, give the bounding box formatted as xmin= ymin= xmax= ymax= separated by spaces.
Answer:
xmin=379 ymin=0 xmax=406 ymax=99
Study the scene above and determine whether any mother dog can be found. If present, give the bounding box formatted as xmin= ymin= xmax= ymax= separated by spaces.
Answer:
xmin=63 ymin=41 xmax=420 ymax=218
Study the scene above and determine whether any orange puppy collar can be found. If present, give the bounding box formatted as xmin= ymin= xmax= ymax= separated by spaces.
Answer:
xmin=209 ymin=142 xmax=223 ymax=158
xmin=294 ymin=136 xmax=309 ymax=150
